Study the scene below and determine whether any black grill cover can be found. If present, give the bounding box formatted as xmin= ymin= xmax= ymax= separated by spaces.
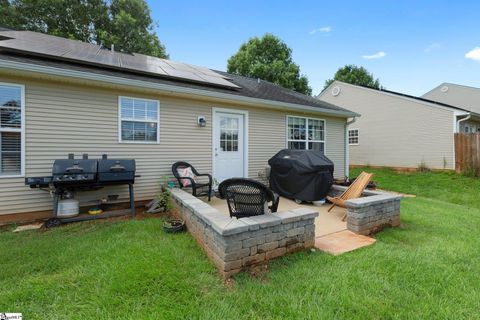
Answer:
xmin=268 ymin=149 xmax=334 ymax=201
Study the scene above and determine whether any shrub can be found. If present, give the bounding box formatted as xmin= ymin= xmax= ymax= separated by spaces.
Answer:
xmin=156 ymin=186 xmax=175 ymax=212
xmin=146 ymin=179 xmax=176 ymax=214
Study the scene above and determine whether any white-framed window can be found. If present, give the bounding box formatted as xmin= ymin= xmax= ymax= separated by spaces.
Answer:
xmin=119 ymin=96 xmax=160 ymax=143
xmin=0 ymin=83 xmax=24 ymax=178
xmin=348 ymin=129 xmax=359 ymax=145
xmin=286 ymin=115 xmax=325 ymax=152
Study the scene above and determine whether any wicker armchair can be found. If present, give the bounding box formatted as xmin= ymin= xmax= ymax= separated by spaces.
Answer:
xmin=218 ymin=178 xmax=280 ymax=218
xmin=172 ymin=161 xmax=212 ymax=201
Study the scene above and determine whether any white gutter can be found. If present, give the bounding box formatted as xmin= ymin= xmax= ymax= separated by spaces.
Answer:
xmin=456 ymin=113 xmax=471 ymax=132
xmin=345 ymin=116 xmax=357 ymax=179
xmin=0 ymin=59 xmax=359 ymax=118
xmin=451 ymin=112 xmax=471 ymax=170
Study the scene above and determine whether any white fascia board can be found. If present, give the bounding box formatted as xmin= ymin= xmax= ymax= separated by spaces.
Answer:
xmin=0 ymin=59 xmax=358 ymax=118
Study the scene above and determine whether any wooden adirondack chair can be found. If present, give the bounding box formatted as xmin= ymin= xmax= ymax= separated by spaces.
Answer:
xmin=327 ymin=171 xmax=373 ymax=221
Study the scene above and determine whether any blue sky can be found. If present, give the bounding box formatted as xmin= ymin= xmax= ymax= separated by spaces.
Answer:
xmin=148 ymin=0 xmax=480 ymax=96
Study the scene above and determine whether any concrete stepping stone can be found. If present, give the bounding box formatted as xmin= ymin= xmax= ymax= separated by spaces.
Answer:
xmin=315 ymin=230 xmax=376 ymax=255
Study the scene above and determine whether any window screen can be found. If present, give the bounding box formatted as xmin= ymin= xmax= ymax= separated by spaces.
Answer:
xmin=120 ymin=97 xmax=159 ymax=142
xmin=287 ymin=116 xmax=325 ymax=152
xmin=348 ymin=129 xmax=359 ymax=145
xmin=0 ymin=84 xmax=22 ymax=176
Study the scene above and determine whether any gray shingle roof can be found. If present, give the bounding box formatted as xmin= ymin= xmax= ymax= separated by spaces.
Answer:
xmin=0 ymin=30 xmax=357 ymax=117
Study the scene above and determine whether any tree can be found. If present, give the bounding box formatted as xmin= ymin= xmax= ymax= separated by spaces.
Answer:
xmin=99 ymin=0 xmax=167 ymax=58
xmin=227 ymin=34 xmax=312 ymax=95
xmin=324 ymin=65 xmax=383 ymax=90
xmin=0 ymin=0 xmax=168 ymax=59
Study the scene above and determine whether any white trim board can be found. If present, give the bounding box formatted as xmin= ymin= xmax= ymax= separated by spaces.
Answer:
xmin=211 ymin=107 xmax=249 ymax=180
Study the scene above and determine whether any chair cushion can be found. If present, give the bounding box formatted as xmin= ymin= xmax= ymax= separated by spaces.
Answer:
xmin=177 ymin=167 xmax=197 ymax=187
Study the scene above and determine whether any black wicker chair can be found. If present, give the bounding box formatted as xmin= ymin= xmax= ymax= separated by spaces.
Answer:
xmin=218 ymin=178 xmax=280 ymax=218
xmin=172 ymin=161 xmax=212 ymax=201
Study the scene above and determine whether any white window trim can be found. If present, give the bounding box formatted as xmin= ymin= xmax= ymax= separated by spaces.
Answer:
xmin=0 ymin=82 xmax=25 ymax=178
xmin=285 ymin=115 xmax=326 ymax=153
xmin=348 ymin=128 xmax=359 ymax=146
xmin=118 ymin=96 xmax=160 ymax=144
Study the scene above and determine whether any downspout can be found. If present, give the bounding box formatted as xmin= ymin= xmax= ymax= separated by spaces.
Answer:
xmin=453 ymin=113 xmax=471 ymax=171
xmin=456 ymin=113 xmax=471 ymax=133
xmin=345 ymin=116 xmax=357 ymax=179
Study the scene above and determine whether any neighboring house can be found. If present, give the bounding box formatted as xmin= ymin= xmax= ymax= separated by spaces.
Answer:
xmin=423 ymin=83 xmax=480 ymax=133
xmin=0 ymin=30 xmax=357 ymax=219
xmin=318 ymin=81 xmax=480 ymax=170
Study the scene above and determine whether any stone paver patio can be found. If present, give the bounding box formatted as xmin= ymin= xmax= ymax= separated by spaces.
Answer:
xmin=207 ymin=196 xmax=376 ymax=255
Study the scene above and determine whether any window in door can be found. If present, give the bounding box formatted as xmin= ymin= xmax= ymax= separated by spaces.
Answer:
xmin=219 ymin=116 xmax=239 ymax=152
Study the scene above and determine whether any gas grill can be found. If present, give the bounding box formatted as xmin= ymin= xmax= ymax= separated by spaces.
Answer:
xmin=26 ymin=154 xmax=137 ymax=227
xmin=52 ymin=156 xmax=98 ymax=186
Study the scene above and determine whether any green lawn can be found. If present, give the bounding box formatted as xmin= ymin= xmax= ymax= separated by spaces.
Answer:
xmin=1 ymin=168 xmax=480 ymax=319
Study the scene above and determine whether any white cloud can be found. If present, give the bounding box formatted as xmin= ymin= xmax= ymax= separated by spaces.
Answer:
xmin=362 ymin=51 xmax=386 ymax=60
xmin=424 ymin=43 xmax=441 ymax=53
xmin=465 ymin=47 xmax=480 ymax=62
xmin=309 ymin=26 xmax=331 ymax=35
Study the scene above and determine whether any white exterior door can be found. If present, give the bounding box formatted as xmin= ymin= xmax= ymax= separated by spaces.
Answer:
xmin=213 ymin=110 xmax=246 ymax=182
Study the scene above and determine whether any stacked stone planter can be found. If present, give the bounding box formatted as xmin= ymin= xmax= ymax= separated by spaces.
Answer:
xmin=329 ymin=185 xmax=402 ymax=235
xmin=170 ymin=188 xmax=318 ymax=278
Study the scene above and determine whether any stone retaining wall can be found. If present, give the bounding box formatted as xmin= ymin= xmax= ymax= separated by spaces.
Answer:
xmin=329 ymin=185 xmax=402 ymax=235
xmin=170 ymin=188 xmax=318 ymax=278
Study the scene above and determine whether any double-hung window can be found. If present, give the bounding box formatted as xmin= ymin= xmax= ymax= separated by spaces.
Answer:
xmin=287 ymin=116 xmax=325 ymax=152
xmin=348 ymin=129 xmax=359 ymax=145
xmin=0 ymin=83 xmax=24 ymax=177
xmin=119 ymin=96 xmax=160 ymax=143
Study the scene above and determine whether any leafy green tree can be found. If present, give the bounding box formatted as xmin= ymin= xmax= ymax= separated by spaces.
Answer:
xmin=99 ymin=0 xmax=167 ymax=58
xmin=0 ymin=0 xmax=168 ymax=58
xmin=324 ymin=65 xmax=383 ymax=90
xmin=227 ymin=34 xmax=312 ymax=95
xmin=0 ymin=0 xmax=15 ymax=29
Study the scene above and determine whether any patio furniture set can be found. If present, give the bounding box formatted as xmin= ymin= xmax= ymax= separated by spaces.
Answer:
xmin=171 ymin=149 xmax=369 ymax=219
xmin=172 ymin=161 xmax=280 ymax=218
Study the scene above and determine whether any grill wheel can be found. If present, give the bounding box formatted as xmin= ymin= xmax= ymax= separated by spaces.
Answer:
xmin=45 ymin=218 xmax=62 ymax=228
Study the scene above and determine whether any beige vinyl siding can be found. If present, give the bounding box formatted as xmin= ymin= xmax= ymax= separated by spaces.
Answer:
xmin=324 ymin=117 xmax=346 ymax=178
xmin=0 ymin=75 xmax=346 ymax=215
xmin=320 ymin=82 xmax=455 ymax=170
